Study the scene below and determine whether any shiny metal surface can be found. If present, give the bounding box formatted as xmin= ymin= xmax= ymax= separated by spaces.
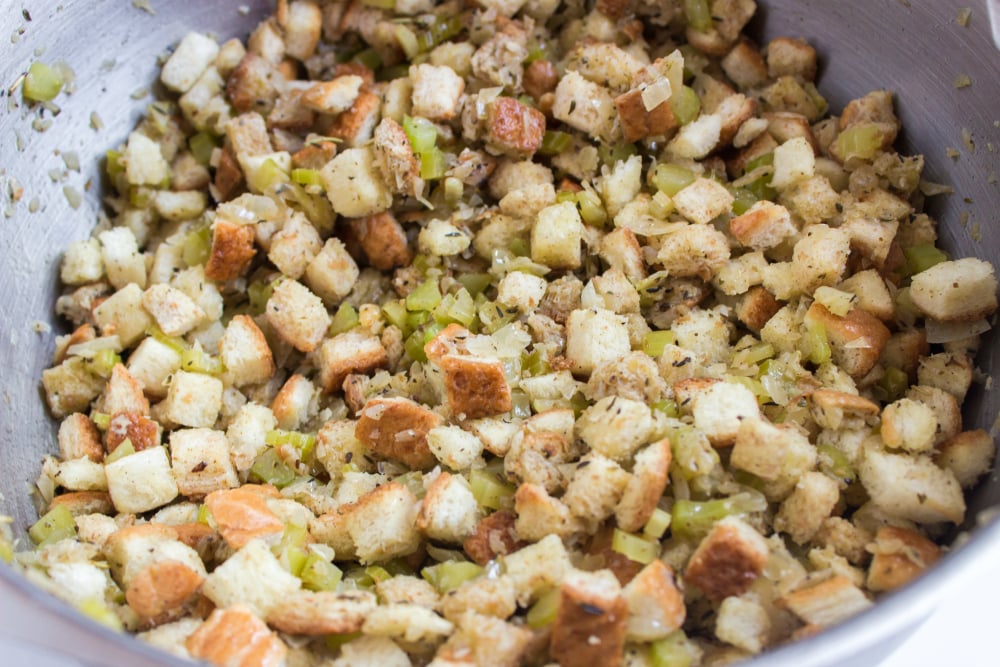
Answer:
xmin=0 ymin=1 xmax=997 ymax=665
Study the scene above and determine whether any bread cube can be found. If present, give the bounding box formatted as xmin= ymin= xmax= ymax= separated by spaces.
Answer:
xmin=268 ymin=212 xmax=322 ymax=280
xmin=673 ymin=177 xmax=735 ymax=225
xmin=61 ymin=238 xmax=104 ymax=285
xmin=692 ymin=381 xmax=760 ymax=446
xmin=666 ymin=113 xmax=722 ymax=159
xmin=731 ymin=417 xmax=817 ymax=482
xmin=416 ymin=471 xmax=482 ymax=543
xmin=42 ymin=357 xmax=105 ymax=419
xmin=685 ymin=516 xmax=769 ymax=603
xmin=575 ymin=395 xmax=656 ymax=461
xmin=265 ymin=279 xmax=330 ymax=353
xmin=859 ymin=445 xmax=965 ymax=524
xmin=910 ymin=258 xmax=998 ymax=322
xmin=531 ymin=201 xmax=583 ymax=270
xmin=161 ymin=32 xmax=220 ymax=93
xmin=105 ymin=446 xmax=179 ymax=513
xmin=774 ymin=472 xmax=840 ymax=544
xmin=347 ymin=482 xmax=422 ymax=563
xmin=99 ymin=227 xmax=147 ymax=290
xmin=552 ymin=71 xmax=618 ymax=143
xmin=142 ymin=284 xmax=206 ymax=337
xmin=203 ymin=539 xmax=301 ymax=617
xmin=305 ymin=238 xmax=360 ymax=306
xmin=565 ymin=308 xmax=631 ymax=376
xmin=321 ymin=146 xmax=393 ymax=218
xmin=410 ymin=63 xmax=465 ymax=121
xmin=550 ymin=570 xmax=628 ymax=667
xmin=169 ymin=428 xmax=239 ymax=497
xmin=187 ymin=606 xmax=287 ymax=667
xmin=125 ymin=132 xmax=170 ymax=187
xmin=771 ymin=137 xmax=815 ymax=190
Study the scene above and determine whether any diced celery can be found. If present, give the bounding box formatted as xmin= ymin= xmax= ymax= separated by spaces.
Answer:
xmin=395 ymin=470 xmax=426 ymax=499
xmin=508 ymin=237 xmax=530 ymax=257
xmin=188 ymin=131 xmax=216 ymax=166
xmin=420 ymin=147 xmax=448 ymax=180
xmin=728 ymin=374 xmax=769 ymax=402
xmin=801 ymin=319 xmax=832 ymax=366
xmin=651 ymin=164 xmax=696 ymax=196
xmin=804 ymin=82 xmax=829 ymax=116
xmin=443 ymin=176 xmax=463 ymax=205
xmin=77 ymin=598 xmax=123 ymax=632
xmin=669 ymin=85 xmax=701 ymax=125
xmin=406 ymin=279 xmax=443 ymax=312
xmin=415 ymin=15 xmax=464 ymax=52
xmin=329 ymin=302 xmax=360 ymax=336
xmin=0 ymin=538 xmax=13 ymax=564
xmin=650 ymin=630 xmax=695 ymax=667
xmin=29 ymin=505 xmax=77 ymax=547
xmin=301 ymin=553 xmax=343 ymax=591
xmin=246 ymin=157 xmax=290 ymax=194
xmin=91 ymin=412 xmax=111 ymax=431
xmin=510 ymin=389 xmax=532 ymax=418
xmin=376 ymin=64 xmax=410 ymax=82
xmin=23 ymin=62 xmax=64 ymax=102
xmin=457 ymin=273 xmax=492 ymax=297
xmin=183 ymin=223 xmax=212 ymax=267
xmin=382 ymin=299 xmax=410 ymax=334
xmin=556 ymin=190 xmax=577 ymax=204
xmin=247 ymin=279 xmax=276 ymax=316
xmin=249 ymin=448 xmax=297 ymax=488
xmin=526 ymin=587 xmax=561 ymax=629
xmin=683 ymin=0 xmax=712 ymax=31
xmin=671 ymin=496 xmax=757 ymax=539
xmin=522 ymin=349 xmax=551 ymax=377
xmin=651 ymin=399 xmax=680 ymax=418
xmin=394 ymin=24 xmax=421 ymax=59
xmin=598 ymin=143 xmax=638 ymax=165
xmin=421 ymin=561 xmax=484 ymax=593
xmin=284 ymin=182 xmax=336 ymax=235
xmin=835 ymin=123 xmax=885 ymax=162
xmin=181 ymin=345 xmax=225 ymax=375
xmin=650 ymin=190 xmax=675 ymax=218
xmin=469 ymin=468 xmax=516 ymax=510
xmin=732 ymin=342 xmax=775 ymax=368
xmin=325 ymin=632 xmax=361 ymax=651
xmin=406 ymin=309 xmax=432 ymax=332
xmin=611 ymin=529 xmax=660 ymax=564
xmin=104 ymin=438 xmax=135 ymax=465
xmin=539 ymin=130 xmax=573 ymax=155
xmin=577 ymin=189 xmax=608 ymax=227
xmin=643 ymin=330 xmax=677 ymax=357
xmin=106 ymin=150 xmax=125 ymax=179
xmin=266 ymin=429 xmax=317 ymax=461
xmin=403 ymin=115 xmax=438 ymax=153
xmin=904 ymin=243 xmax=948 ymax=276
xmin=817 ymin=444 xmax=855 ymax=483
xmin=731 ymin=187 xmax=757 ymax=215
xmin=84 ymin=348 xmax=121 ymax=379
xmin=643 ymin=507 xmax=672 ymax=539
xmin=744 ymin=152 xmax=775 ymax=174
xmin=351 ymin=47 xmax=383 ymax=71
xmin=291 ymin=168 xmax=323 ymax=187
xmin=879 ymin=366 xmax=909 ymax=402
xmin=129 ymin=186 xmax=156 ymax=208
xmin=365 ymin=565 xmax=393 ymax=584
xmin=362 ymin=0 xmax=395 ymax=9
xmin=446 ymin=288 xmax=477 ymax=327
xmin=197 ymin=503 xmax=212 ymax=525
xmin=746 ymin=176 xmax=777 ymax=202
xmin=405 ymin=330 xmax=429 ymax=362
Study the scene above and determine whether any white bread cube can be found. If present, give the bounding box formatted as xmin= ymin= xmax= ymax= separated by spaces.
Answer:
xmin=104 ymin=524 xmax=205 ymax=589
xmin=672 ymin=177 xmax=735 ymax=225
xmin=910 ymin=258 xmax=998 ymax=322
xmin=597 ymin=154 xmax=642 ymax=218
xmin=497 ymin=271 xmax=548 ymax=312
xmin=315 ymin=418 xmax=374 ymax=477
xmin=565 ymin=308 xmax=631 ymax=376
xmin=41 ymin=358 xmax=105 ymax=419
xmin=616 ymin=439 xmax=672 ymax=532
xmin=791 ymin=224 xmax=851 ymax=293
xmin=514 ymin=482 xmax=579 ymax=541
xmin=410 ymin=63 xmax=465 ymax=121
xmin=466 ymin=417 xmax=519 ymax=457
xmin=304 ymin=238 xmax=360 ymax=305
xmin=713 ymin=251 xmax=767 ymax=296
xmin=672 ymin=308 xmax=732 ymax=364
xmin=838 ymin=269 xmax=894 ymax=321
xmin=302 ymin=76 xmax=363 ymax=115
xmin=418 ymin=218 xmax=472 ymax=257
xmin=332 ymin=636 xmax=411 ymax=667
xmin=271 ymin=373 xmax=318 ymax=431
xmin=774 ymin=471 xmax=840 ymax=544
xmin=859 ymin=445 xmax=965 ymax=524
xmin=226 ymin=403 xmax=277 ymax=473
xmin=692 ymin=381 xmax=760 ymax=445
xmin=57 ymin=413 xmax=103 ymax=462
xmin=502 ymin=533 xmax=573 ymax=604
xmin=169 ymin=428 xmax=239 ymax=497
xmin=161 ymin=32 xmax=220 ymax=93
xmin=716 ymin=595 xmax=770 ymax=654
xmin=937 ymin=429 xmax=996 ymax=489
xmin=282 ymin=1 xmax=323 ymax=60
xmin=729 ymin=201 xmax=797 ymax=251
xmin=99 ymin=227 xmax=146 ymax=290
xmin=362 ymin=604 xmax=454 ymax=644
xmin=124 ymin=132 xmax=170 ymax=187
xmin=105 ymin=446 xmax=179 ymax=513
xmin=202 ymin=539 xmax=301 ymax=617
xmin=92 ymin=284 xmax=153 ymax=348
xmin=416 ymin=471 xmax=482 ymax=543
xmin=265 ymin=279 xmax=330 ymax=353
xmin=142 ymin=283 xmax=207 ymax=337
xmin=218 ymin=314 xmax=275 ymax=388
xmin=154 ymin=190 xmax=207 ymax=222
xmin=575 ymin=395 xmax=656 ymax=461
xmin=427 ymin=425 xmax=484 ymax=471
xmin=770 ymin=136 xmax=815 ymax=190
xmin=158 ymin=370 xmax=224 ymax=428
xmin=531 ymin=201 xmax=583 ymax=270
xmin=268 ymin=212 xmax=322 ymax=280
xmin=321 ymin=147 xmax=393 ymax=218
xmin=623 ymin=560 xmax=685 ymax=642
xmin=666 ymin=113 xmax=722 ymax=159
xmin=917 ymin=352 xmax=973 ymax=402
xmin=101 ymin=363 xmax=150 ymax=416
xmin=880 ymin=398 xmax=938 ymax=453
xmin=552 ymin=71 xmax=618 ymax=143
xmin=656 ymin=223 xmax=731 ymax=280
xmin=561 ymin=453 xmax=629 ymax=528
xmin=61 ymin=238 xmax=104 ymax=285
xmin=731 ymin=417 xmax=817 ymax=482
xmin=52 ymin=456 xmax=108 ymax=491
xmin=347 ymin=482 xmax=422 ymax=564
xmin=127 ymin=335 xmax=182 ymax=399
xmin=779 ymin=576 xmax=872 ymax=627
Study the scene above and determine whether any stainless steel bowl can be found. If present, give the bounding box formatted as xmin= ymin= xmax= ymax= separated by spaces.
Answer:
xmin=1 ymin=1 xmax=997 ymax=665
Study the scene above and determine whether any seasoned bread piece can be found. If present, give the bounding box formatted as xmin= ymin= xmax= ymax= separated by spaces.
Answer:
xmin=550 ymin=570 xmax=629 ymax=667
xmin=355 ymin=396 xmax=443 ymax=470
xmin=187 ymin=605 xmax=287 ymax=667
xmin=684 ymin=516 xmax=770 ymax=603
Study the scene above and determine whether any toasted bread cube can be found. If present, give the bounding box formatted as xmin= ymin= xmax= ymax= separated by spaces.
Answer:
xmin=226 ymin=404 xmax=278 ymax=474
xmin=187 ymin=605 xmax=287 ymax=667
xmin=105 ymin=411 xmax=161 ymax=454
xmin=203 ymin=538 xmax=301 ymax=616
xmin=672 ymin=177 xmax=735 ymax=225
xmin=622 ymin=560 xmax=684 ymax=642
xmin=316 ymin=330 xmax=389 ymax=394
xmin=722 ymin=40 xmax=768 ymax=89
xmin=169 ymin=428 xmax=239 ymax=497
xmin=282 ymin=1 xmax=323 ymax=60
xmin=656 ymin=224 xmax=731 ymax=281
xmin=265 ymin=279 xmax=330 ymax=353
xmin=321 ymin=146 xmax=393 ymax=218
xmin=497 ymin=271 xmax=548 ymax=313
xmin=715 ymin=595 xmax=770 ymax=654
xmin=363 ymin=603 xmax=454 ymax=643
xmin=552 ymin=71 xmax=618 ymax=143
xmin=809 ymin=389 xmax=879 ymax=430
xmin=859 ymin=445 xmax=965 ymax=524
xmin=427 ymin=425 xmax=484 ymax=471
xmin=124 ymin=132 xmax=170 ymax=188
xmin=502 ymin=533 xmax=572 ymax=603
xmin=838 ymin=269 xmax=894 ymax=321
xmin=438 ymin=354 xmax=512 ymax=420
xmin=779 ymin=575 xmax=872 ymax=627
xmin=268 ymin=590 xmax=376 ymax=636
xmin=126 ymin=558 xmax=205 ymax=623
xmin=301 ymin=75 xmax=362 ymax=115
xmin=485 ymin=96 xmax=546 ymax=158
xmin=105 ymin=446 xmax=179 ymax=514
xmin=205 ymin=219 xmax=256 ymax=282
xmin=562 ymin=453 xmax=630 ymax=528
xmin=328 ymin=89 xmax=381 ymax=147
xmin=774 ymin=472 xmax=840 ymax=545
xmin=51 ymin=456 xmax=108 ymax=492
xmin=355 ymin=396 xmax=442 ymax=470
xmin=331 ymin=636 xmax=410 ymax=667
xmin=729 ymin=201 xmax=797 ymax=251
xmin=58 ymin=413 xmax=103 ymax=463
xmin=910 ymin=258 xmax=998 ymax=322
xmin=806 ymin=302 xmax=891 ymax=379
xmin=104 ymin=523 xmax=205 ymax=589
xmin=304 ymin=238 xmax=359 ymax=306
xmin=127 ymin=337 xmax=182 ymax=399
xmin=347 ymin=482 xmax=422 ymax=563
xmin=463 ymin=509 xmax=523 ymax=565
xmin=218 ymin=314 xmax=275 ymax=388
xmin=531 ymin=201 xmax=583 ymax=270
xmin=271 ymin=373 xmax=319 ymax=431
xmin=161 ymin=32 xmax=220 ymax=93
xmin=158 ymin=370 xmax=223 ymax=428
xmin=61 ymin=238 xmax=104 ymax=285
xmin=916 ymin=352 xmax=973 ymax=402
xmin=350 ymin=211 xmax=412 ymax=271
xmin=100 ymin=363 xmax=150 ymax=417
xmin=409 ymin=63 xmax=465 ymax=121
xmin=615 ymin=86 xmax=679 ymax=143
xmin=771 ymin=136 xmax=815 ymax=190
xmin=551 ymin=570 xmax=628 ymax=667
xmin=615 ymin=439 xmax=671 ymax=532
xmin=866 ymin=525 xmax=940 ymax=593
xmin=766 ymin=37 xmax=817 ymax=81
xmin=599 ymin=227 xmax=646 ymax=283
xmin=685 ymin=516 xmax=769 ymax=603
xmin=780 ymin=174 xmax=839 ymax=226
xmin=937 ymin=429 xmax=996 ymax=488
xmin=880 ymin=398 xmax=938 ymax=453
xmin=267 ymin=212 xmax=322 ymax=280
xmin=376 ymin=574 xmax=440 ymax=611
xmin=692 ymin=381 xmax=760 ymax=446
xmin=315 ymin=418 xmax=374 ymax=478
xmin=666 ymin=113 xmax=722 ymax=159
xmin=142 ymin=284 xmax=206 ymax=337
xmin=372 ymin=117 xmax=423 ymax=198
xmin=99 ymin=227 xmax=147 ymax=290
xmin=416 ymin=471 xmax=482 ymax=543
xmin=731 ymin=418 xmax=817 ymax=482
xmin=576 ymin=395 xmax=656 ymax=462
xmin=205 ymin=485 xmax=285 ymax=548
xmin=137 ymin=617 xmax=201 ymax=659
xmin=565 ymin=308 xmax=631 ymax=376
